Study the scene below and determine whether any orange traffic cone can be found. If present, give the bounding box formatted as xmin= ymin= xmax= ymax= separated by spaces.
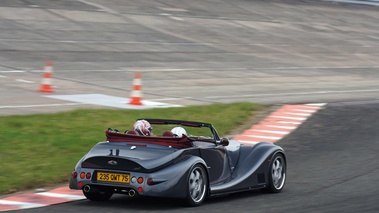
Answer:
xmin=38 ymin=60 xmax=54 ymax=93
xmin=129 ymin=72 xmax=143 ymax=105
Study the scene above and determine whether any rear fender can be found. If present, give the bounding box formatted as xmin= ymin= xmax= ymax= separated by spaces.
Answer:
xmin=143 ymin=156 xmax=208 ymax=199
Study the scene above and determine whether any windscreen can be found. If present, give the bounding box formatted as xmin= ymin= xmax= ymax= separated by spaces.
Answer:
xmin=151 ymin=123 xmax=214 ymax=139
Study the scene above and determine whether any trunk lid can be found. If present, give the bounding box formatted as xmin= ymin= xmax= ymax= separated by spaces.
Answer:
xmin=81 ymin=142 xmax=181 ymax=171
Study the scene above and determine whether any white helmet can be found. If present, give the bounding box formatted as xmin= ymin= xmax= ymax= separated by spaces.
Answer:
xmin=133 ymin=120 xmax=152 ymax=136
xmin=171 ymin=127 xmax=187 ymax=137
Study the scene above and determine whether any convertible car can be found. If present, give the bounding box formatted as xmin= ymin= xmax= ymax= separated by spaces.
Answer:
xmin=69 ymin=119 xmax=286 ymax=206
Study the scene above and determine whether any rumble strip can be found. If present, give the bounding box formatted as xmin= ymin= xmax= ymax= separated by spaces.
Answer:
xmin=233 ymin=103 xmax=326 ymax=145
xmin=0 ymin=103 xmax=325 ymax=211
xmin=0 ymin=186 xmax=85 ymax=211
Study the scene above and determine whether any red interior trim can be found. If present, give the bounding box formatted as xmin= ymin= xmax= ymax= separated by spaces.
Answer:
xmin=105 ymin=130 xmax=192 ymax=149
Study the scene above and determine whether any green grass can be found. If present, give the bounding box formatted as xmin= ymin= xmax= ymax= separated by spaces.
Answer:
xmin=0 ymin=102 xmax=265 ymax=195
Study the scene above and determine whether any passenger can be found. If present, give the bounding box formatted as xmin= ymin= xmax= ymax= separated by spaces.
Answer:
xmin=133 ymin=120 xmax=153 ymax=136
xmin=171 ymin=127 xmax=187 ymax=137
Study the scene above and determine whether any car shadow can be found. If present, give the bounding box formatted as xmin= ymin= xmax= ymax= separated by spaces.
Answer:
xmin=72 ymin=190 xmax=263 ymax=210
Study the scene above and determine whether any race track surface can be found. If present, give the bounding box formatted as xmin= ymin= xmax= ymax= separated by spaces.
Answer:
xmin=0 ymin=0 xmax=379 ymax=212
xmin=1 ymin=0 xmax=379 ymax=115
xmin=8 ymin=101 xmax=379 ymax=213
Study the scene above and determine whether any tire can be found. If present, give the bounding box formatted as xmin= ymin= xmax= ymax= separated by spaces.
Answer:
xmin=185 ymin=164 xmax=208 ymax=207
xmin=83 ymin=187 xmax=113 ymax=201
xmin=266 ymin=153 xmax=286 ymax=193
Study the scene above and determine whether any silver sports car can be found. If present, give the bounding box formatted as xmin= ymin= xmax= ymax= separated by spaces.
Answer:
xmin=69 ymin=119 xmax=286 ymax=206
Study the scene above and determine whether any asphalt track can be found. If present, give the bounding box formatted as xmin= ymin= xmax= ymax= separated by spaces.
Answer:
xmin=8 ymin=102 xmax=379 ymax=212
xmin=1 ymin=0 xmax=379 ymax=212
xmin=1 ymin=0 xmax=379 ymax=115
xmin=1 ymin=103 xmax=324 ymax=211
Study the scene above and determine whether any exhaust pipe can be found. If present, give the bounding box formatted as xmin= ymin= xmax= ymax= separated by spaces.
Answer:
xmin=128 ymin=189 xmax=136 ymax=197
xmin=83 ymin=185 xmax=91 ymax=193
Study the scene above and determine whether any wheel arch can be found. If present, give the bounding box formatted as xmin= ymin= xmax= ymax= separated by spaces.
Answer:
xmin=270 ymin=150 xmax=286 ymax=166
xmin=197 ymin=162 xmax=211 ymax=197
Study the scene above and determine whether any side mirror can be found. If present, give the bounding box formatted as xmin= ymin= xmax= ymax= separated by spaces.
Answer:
xmin=220 ymin=138 xmax=229 ymax=146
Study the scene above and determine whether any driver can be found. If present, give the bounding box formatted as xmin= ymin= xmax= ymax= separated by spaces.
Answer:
xmin=133 ymin=120 xmax=153 ymax=136
xmin=171 ymin=127 xmax=187 ymax=137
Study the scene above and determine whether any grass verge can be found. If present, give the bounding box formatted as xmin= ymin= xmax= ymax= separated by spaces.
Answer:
xmin=0 ymin=102 xmax=265 ymax=195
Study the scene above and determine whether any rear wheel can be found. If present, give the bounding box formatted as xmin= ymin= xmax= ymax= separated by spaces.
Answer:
xmin=266 ymin=153 xmax=286 ymax=193
xmin=185 ymin=164 xmax=208 ymax=207
xmin=83 ymin=187 xmax=113 ymax=201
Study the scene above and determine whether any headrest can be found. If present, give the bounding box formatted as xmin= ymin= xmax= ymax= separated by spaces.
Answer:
xmin=125 ymin=130 xmax=139 ymax=135
xmin=162 ymin=131 xmax=174 ymax=137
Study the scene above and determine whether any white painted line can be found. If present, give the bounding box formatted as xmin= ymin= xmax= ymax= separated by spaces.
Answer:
xmin=205 ymin=89 xmax=379 ymax=99
xmin=37 ymin=192 xmax=85 ymax=200
xmin=122 ymin=67 xmax=249 ymax=72
xmin=250 ymin=65 xmax=379 ymax=70
xmin=276 ymin=121 xmax=302 ymax=125
xmin=249 ymin=129 xmax=289 ymax=135
xmin=140 ymin=100 xmax=182 ymax=108
xmin=295 ymin=106 xmax=323 ymax=110
xmin=283 ymin=112 xmax=312 ymax=116
xmin=0 ymin=75 xmax=5 ymax=78
xmin=242 ymin=135 xmax=282 ymax=140
xmin=16 ymin=79 xmax=34 ymax=83
xmin=264 ymin=125 xmax=297 ymax=130
xmin=0 ymin=39 xmax=203 ymax=46
xmin=46 ymin=94 xmax=182 ymax=109
xmin=150 ymin=98 xmax=184 ymax=101
xmin=270 ymin=116 xmax=307 ymax=121
xmin=0 ymin=67 xmax=250 ymax=73
xmin=170 ymin=16 xmax=184 ymax=21
xmin=0 ymin=200 xmax=45 ymax=209
xmin=322 ymin=0 xmax=379 ymax=6
xmin=306 ymin=103 xmax=327 ymax=107
xmin=0 ymin=103 xmax=84 ymax=109
xmin=78 ymin=0 xmax=118 ymax=14
xmin=293 ymin=109 xmax=318 ymax=113
xmin=0 ymin=70 xmax=25 ymax=73
xmin=158 ymin=7 xmax=189 ymax=12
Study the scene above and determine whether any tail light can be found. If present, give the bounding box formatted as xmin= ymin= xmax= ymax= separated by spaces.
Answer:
xmin=137 ymin=177 xmax=144 ymax=184
xmin=147 ymin=178 xmax=153 ymax=185
xmin=72 ymin=171 xmax=77 ymax=178
xmin=86 ymin=172 xmax=92 ymax=179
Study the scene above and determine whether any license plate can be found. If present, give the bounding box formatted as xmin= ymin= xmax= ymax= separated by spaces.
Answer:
xmin=97 ymin=172 xmax=130 ymax=184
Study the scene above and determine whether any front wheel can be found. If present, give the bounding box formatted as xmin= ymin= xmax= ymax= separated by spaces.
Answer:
xmin=266 ymin=153 xmax=286 ymax=193
xmin=185 ymin=164 xmax=208 ymax=207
